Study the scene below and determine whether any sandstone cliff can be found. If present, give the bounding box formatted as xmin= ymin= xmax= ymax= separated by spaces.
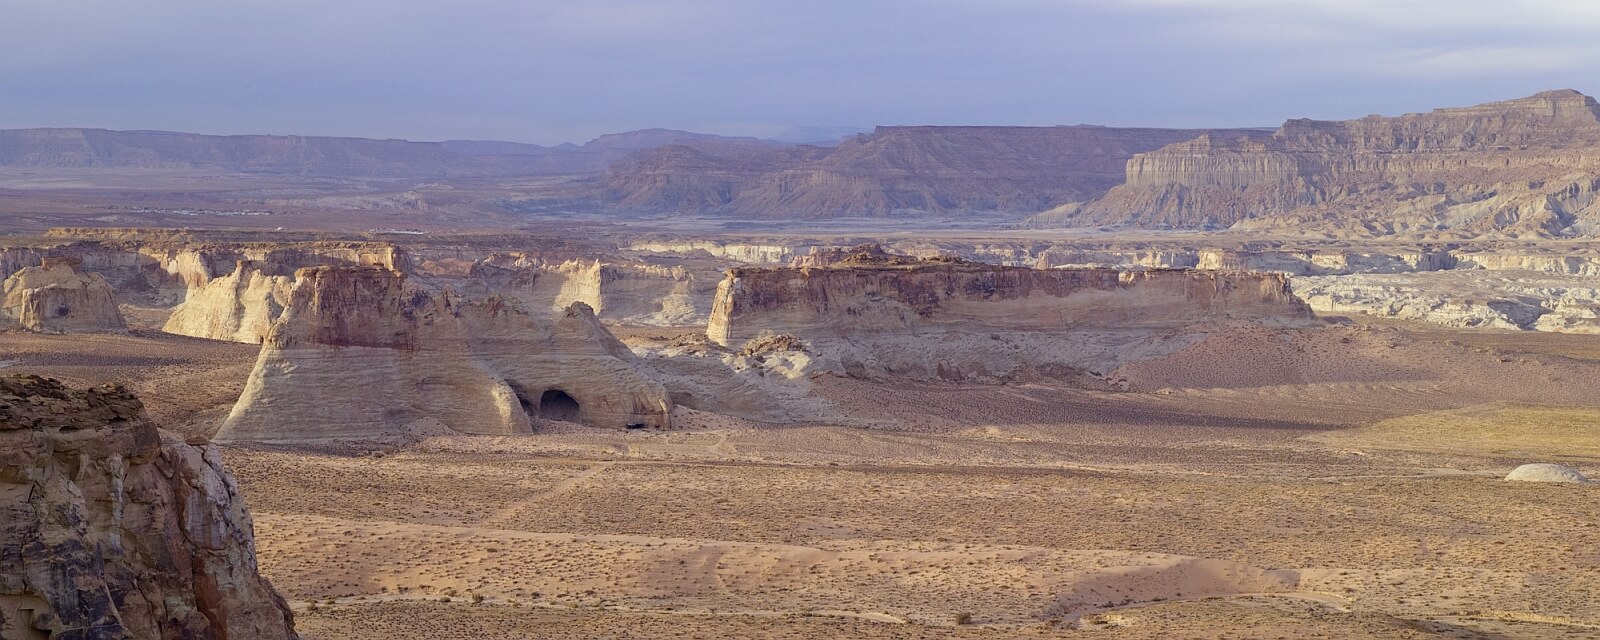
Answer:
xmin=163 ymin=262 xmax=294 ymax=343
xmin=704 ymin=249 xmax=1311 ymax=381
xmin=1 ymin=258 xmax=126 ymax=333
xmin=218 ymin=266 xmax=671 ymax=442
xmin=1075 ymin=90 xmax=1600 ymax=236
xmin=0 ymin=376 xmax=296 ymax=639
xmin=606 ymin=126 xmax=1258 ymax=218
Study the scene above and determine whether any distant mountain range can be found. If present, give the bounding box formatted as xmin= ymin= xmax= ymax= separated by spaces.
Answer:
xmin=5 ymin=90 xmax=1600 ymax=237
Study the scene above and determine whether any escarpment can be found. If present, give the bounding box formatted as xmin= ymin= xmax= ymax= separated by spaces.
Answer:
xmin=1075 ymin=90 xmax=1600 ymax=236
xmin=1 ymin=257 xmax=127 ymax=333
xmin=218 ymin=266 xmax=671 ymax=442
xmin=0 ymin=376 xmax=297 ymax=640
xmin=704 ymin=248 xmax=1311 ymax=381
xmin=605 ymin=125 xmax=1259 ymax=218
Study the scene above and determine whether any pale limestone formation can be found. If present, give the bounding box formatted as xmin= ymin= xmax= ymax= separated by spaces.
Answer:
xmin=0 ymin=376 xmax=297 ymax=640
xmin=1294 ymin=271 xmax=1600 ymax=333
xmin=1 ymin=258 xmax=126 ymax=333
xmin=217 ymin=266 xmax=671 ymax=443
xmin=163 ymin=261 xmax=294 ymax=343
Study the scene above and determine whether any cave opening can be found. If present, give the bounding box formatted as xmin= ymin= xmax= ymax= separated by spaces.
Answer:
xmin=539 ymin=389 xmax=581 ymax=423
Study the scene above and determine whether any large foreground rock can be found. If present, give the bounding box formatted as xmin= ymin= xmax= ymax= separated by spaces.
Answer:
xmin=1 ymin=258 xmax=126 ymax=333
xmin=217 ymin=266 xmax=671 ymax=443
xmin=0 ymin=376 xmax=297 ymax=639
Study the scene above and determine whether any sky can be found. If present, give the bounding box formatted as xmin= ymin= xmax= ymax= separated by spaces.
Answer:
xmin=2 ymin=0 xmax=1598 ymax=145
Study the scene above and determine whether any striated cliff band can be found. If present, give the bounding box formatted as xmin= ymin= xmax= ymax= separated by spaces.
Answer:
xmin=1064 ymin=90 xmax=1600 ymax=237
xmin=0 ymin=376 xmax=296 ymax=640
xmin=218 ymin=266 xmax=671 ymax=443
xmin=705 ymin=246 xmax=1312 ymax=381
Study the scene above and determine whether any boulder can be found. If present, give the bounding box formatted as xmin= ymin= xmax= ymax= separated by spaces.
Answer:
xmin=1505 ymin=463 xmax=1590 ymax=484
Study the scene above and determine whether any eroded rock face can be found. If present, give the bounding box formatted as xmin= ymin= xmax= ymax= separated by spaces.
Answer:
xmin=0 ymin=376 xmax=297 ymax=640
xmin=1076 ymin=90 xmax=1600 ymax=236
xmin=704 ymin=250 xmax=1312 ymax=381
xmin=708 ymin=255 xmax=1311 ymax=347
xmin=1 ymin=258 xmax=127 ymax=333
xmin=218 ymin=266 xmax=671 ymax=442
xmin=163 ymin=262 xmax=294 ymax=343
xmin=1295 ymin=271 xmax=1600 ymax=333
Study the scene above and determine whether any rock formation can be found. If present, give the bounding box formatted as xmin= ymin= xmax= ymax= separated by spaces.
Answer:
xmin=605 ymin=126 xmax=1259 ymax=218
xmin=0 ymin=375 xmax=297 ymax=639
xmin=1294 ymin=271 xmax=1600 ymax=333
xmin=163 ymin=261 xmax=294 ymax=343
xmin=709 ymin=247 xmax=1310 ymax=347
xmin=1074 ymin=90 xmax=1600 ymax=236
xmin=704 ymin=247 xmax=1312 ymax=381
xmin=217 ymin=266 xmax=671 ymax=442
xmin=1 ymin=258 xmax=127 ymax=333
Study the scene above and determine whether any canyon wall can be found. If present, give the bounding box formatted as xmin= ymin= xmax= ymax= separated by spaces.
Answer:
xmin=1075 ymin=90 xmax=1600 ymax=237
xmin=163 ymin=262 xmax=294 ymax=343
xmin=218 ymin=266 xmax=671 ymax=442
xmin=0 ymin=375 xmax=297 ymax=639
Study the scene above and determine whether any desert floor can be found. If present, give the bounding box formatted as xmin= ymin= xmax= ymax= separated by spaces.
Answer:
xmin=3 ymin=320 xmax=1598 ymax=638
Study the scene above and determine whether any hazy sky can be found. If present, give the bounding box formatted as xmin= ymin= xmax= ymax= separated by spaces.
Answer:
xmin=3 ymin=0 xmax=1598 ymax=145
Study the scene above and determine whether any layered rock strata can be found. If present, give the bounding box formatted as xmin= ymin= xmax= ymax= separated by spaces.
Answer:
xmin=0 ymin=375 xmax=297 ymax=639
xmin=705 ymin=248 xmax=1312 ymax=381
xmin=1077 ymin=90 xmax=1600 ymax=236
xmin=1295 ymin=271 xmax=1600 ymax=333
xmin=1 ymin=258 xmax=127 ymax=333
xmin=218 ymin=266 xmax=671 ymax=442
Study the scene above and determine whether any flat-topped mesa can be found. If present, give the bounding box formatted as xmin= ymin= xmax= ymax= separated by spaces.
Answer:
xmin=707 ymin=254 xmax=1311 ymax=348
xmin=604 ymin=125 xmax=1263 ymax=218
xmin=0 ymin=376 xmax=297 ymax=640
xmin=1 ymin=256 xmax=127 ymax=333
xmin=1076 ymin=90 xmax=1600 ymax=236
xmin=218 ymin=266 xmax=670 ymax=443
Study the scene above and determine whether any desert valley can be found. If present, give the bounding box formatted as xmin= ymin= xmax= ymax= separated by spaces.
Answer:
xmin=3 ymin=88 xmax=1600 ymax=639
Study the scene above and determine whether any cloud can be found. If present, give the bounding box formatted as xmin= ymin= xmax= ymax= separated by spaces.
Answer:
xmin=0 ymin=0 xmax=1595 ymax=142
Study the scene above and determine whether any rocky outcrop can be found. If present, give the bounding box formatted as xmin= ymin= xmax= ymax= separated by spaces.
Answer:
xmin=0 ymin=376 xmax=297 ymax=639
xmin=1075 ymin=90 xmax=1600 ymax=237
xmin=2 ymin=258 xmax=127 ymax=333
xmin=1294 ymin=271 xmax=1600 ymax=333
xmin=163 ymin=262 xmax=294 ymax=343
xmin=605 ymin=126 xmax=1258 ymax=218
xmin=217 ymin=266 xmax=671 ymax=442
xmin=704 ymin=250 xmax=1311 ymax=381
xmin=1505 ymin=463 xmax=1590 ymax=484
xmin=709 ymin=252 xmax=1310 ymax=347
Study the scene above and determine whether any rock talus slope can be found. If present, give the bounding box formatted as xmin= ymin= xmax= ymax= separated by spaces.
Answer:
xmin=218 ymin=266 xmax=670 ymax=443
xmin=0 ymin=375 xmax=296 ymax=640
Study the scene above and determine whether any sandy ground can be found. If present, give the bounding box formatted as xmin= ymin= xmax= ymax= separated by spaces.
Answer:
xmin=4 ymin=320 xmax=1599 ymax=638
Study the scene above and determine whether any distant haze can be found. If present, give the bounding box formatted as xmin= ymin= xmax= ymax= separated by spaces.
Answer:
xmin=2 ymin=0 xmax=1597 ymax=145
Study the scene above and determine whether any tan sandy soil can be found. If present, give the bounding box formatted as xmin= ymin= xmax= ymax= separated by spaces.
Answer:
xmin=5 ymin=320 xmax=1599 ymax=637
